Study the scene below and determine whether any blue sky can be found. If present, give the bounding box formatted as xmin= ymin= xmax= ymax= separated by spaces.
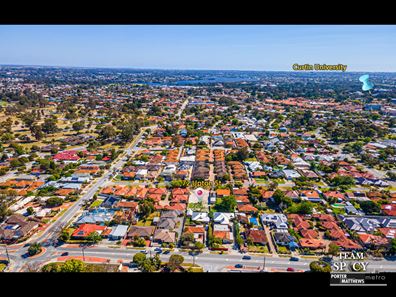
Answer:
xmin=0 ymin=25 xmax=395 ymax=71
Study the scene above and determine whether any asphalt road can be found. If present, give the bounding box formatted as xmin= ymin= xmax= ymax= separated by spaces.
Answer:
xmin=3 ymin=244 xmax=396 ymax=273
xmin=0 ymin=126 xmax=155 ymax=271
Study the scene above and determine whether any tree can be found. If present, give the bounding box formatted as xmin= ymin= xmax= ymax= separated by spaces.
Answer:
xmin=358 ymin=200 xmax=381 ymax=215
xmin=87 ymin=231 xmax=102 ymax=244
xmin=328 ymin=243 xmax=340 ymax=258
xmin=28 ymin=242 xmax=42 ymax=256
xmin=59 ymin=229 xmax=71 ymax=242
xmin=0 ymin=199 xmax=10 ymax=222
xmin=26 ymin=207 xmax=34 ymax=215
xmin=194 ymin=242 xmax=205 ymax=251
xmin=132 ymin=237 xmax=146 ymax=247
xmin=330 ymin=175 xmax=355 ymax=187
xmin=99 ymin=124 xmax=116 ymax=140
xmin=41 ymin=117 xmax=58 ymax=134
xmin=60 ymin=259 xmax=86 ymax=272
xmin=141 ymin=259 xmax=156 ymax=272
xmin=298 ymin=201 xmax=313 ymax=214
xmin=386 ymin=171 xmax=396 ymax=181
xmin=72 ymin=120 xmax=85 ymax=132
xmin=167 ymin=254 xmax=184 ymax=271
xmin=30 ymin=124 xmax=44 ymax=141
xmin=273 ymin=189 xmax=292 ymax=208
xmin=181 ymin=232 xmax=194 ymax=246
xmin=215 ymin=195 xmax=237 ymax=212
xmin=309 ymin=261 xmax=331 ymax=273
xmin=42 ymin=262 xmax=61 ymax=272
xmin=390 ymin=238 xmax=396 ymax=255
xmin=46 ymin=197 xmax=64 ymax=208
xmin=133 ymin=252 xmax=147 ymax=266
xmin=139 ymin=199 xmax=155 ymax=219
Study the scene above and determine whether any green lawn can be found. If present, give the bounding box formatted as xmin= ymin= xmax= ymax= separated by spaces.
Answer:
xmin=89 ymin=199 xmax=104 ymax=209
xmin=245 ymin=158 xmax=258 ymax=162
xmin=0 ymin=263 xmax=7 ymax=272
xmin=136 ymin=212 xmax=159 ymax=226
xmin=248 ymin=245 xmax=269 ymax=253
xmin=254 ymin=178 xmax=267 ymax=184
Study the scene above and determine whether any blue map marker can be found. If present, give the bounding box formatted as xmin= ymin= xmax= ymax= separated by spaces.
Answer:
xmin=359 ymin=74 xmax=374 ymax=91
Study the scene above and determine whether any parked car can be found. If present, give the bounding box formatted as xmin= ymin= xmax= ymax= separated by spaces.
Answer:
xmin=234 ymin=264 xmax=243 ymax=268
xmin=290 ymin=257 xmax=299 ymax=261
xmin=287 ymin=267 xmax=295 ymax=272
xmin=154 ymin=248 xmax=162 ymax=253
xmin=242 ymin=255 xmax=251 ymax=260
xmin=61 ymin=252 xmax=69 ymax=256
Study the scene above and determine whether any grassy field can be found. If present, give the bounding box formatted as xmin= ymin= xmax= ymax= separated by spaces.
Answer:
xmin=89 ymin=199 xmax=104 ymax=209
xmin=42 ymin=262 xmax=119 ymax=272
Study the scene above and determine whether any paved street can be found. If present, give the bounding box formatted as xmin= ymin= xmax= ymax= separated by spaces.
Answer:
xmin=0 ymin=126 xmax=155 ymax=271
xmin=3 ymin=243 xmax=396 ymax=272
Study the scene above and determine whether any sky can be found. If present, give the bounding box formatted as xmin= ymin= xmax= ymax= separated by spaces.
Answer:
xmin=0 ymin=25 xmax=395 ymax=72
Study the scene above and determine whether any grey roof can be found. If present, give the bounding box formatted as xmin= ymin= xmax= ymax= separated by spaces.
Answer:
xmin=110 ymin=225 xmax=128 ymax=237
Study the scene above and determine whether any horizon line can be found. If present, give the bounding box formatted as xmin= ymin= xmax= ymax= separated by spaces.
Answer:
xmin=0 ymin=63 xmax=395 ymax=74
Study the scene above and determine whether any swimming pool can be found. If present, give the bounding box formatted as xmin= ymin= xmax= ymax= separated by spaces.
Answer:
xmin=249 ymin=217 xmax=258 ymax=225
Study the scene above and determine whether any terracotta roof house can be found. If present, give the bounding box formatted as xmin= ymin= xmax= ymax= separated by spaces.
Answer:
xmin=235 ymin=195 xmax=250 ymax=204
xmin=237 ymin=204 xmax=258 ymax=214
xmin=260 ymin=190 xmax=274 ymax=200
xmin=172 ymin=188 xmax=189 ymax=196
xmin=289 ymin=214 xmax=310 ymax=230
xmin=301 ymin=229 xmax=319 ymax=239
xmin=53 ymin=150 xmax=81 ymax=162
xmin=324 ymin=191 xmax=345 ymax=201
xmin=300 ymin=190 xmax=320 ymax=201
xmin=216 ymin=188 xmax=231 ymax=197
xmin=284 ymin=190 xmax=299 ymax=201
xmin=72 ymin=224 xmax=107 ymax=239
xmin=333 ymin=238 xmax=363 ymax=251
xmin=313 ymin=214 xmax=336 ymax=222
xmin=382 ymin=204 xmax=396 ymax=216
xmin=233 ymin=188 xmax=248 ymax=196
xmin=184 ymin=226 xmax=206 ymax=244
xmin=358 ymin=233 xmax=389 ymax=248
xmin=213 ymin=230 xmax=233 ymax=244
xmin=116 ymin=201 xmax=139 ymax=211
xmin=246 ymin=229 xmax=268 ymax=245
xmin=299 ymin=238 xmax=326 ymax=250
xmin=378 ymin=228 xmax=396 ymax=239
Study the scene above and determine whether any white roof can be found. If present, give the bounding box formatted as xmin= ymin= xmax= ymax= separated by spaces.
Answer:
xmin=213 ymin=224 xmax=230 ymax=232
xmin=244 ymin=134 xmax=258 ymax=142
xmin=110 ymin=225 xmax=129 ymax=237
xmin=213 ymin=212 xmax=235 ymax=224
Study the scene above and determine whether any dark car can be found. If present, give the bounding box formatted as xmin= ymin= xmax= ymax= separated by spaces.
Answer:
xmin=242 ymin=255 xmax=251 ymax=260
xmin=320 ymin=256 xmax=333 ymax=264
xmin=234 ymin=264 xmax=243 ymax=268
xmin=61 ymin=252 xmax=69 ymax=256
xmin=287 ymin=267 xmax=295 ymax=272
xmin=290 ymin=257 xmax=299 ymax=261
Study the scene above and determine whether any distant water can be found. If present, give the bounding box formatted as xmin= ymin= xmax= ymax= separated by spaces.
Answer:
xmin=137 ymin=76 xmax=259 ymax=86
